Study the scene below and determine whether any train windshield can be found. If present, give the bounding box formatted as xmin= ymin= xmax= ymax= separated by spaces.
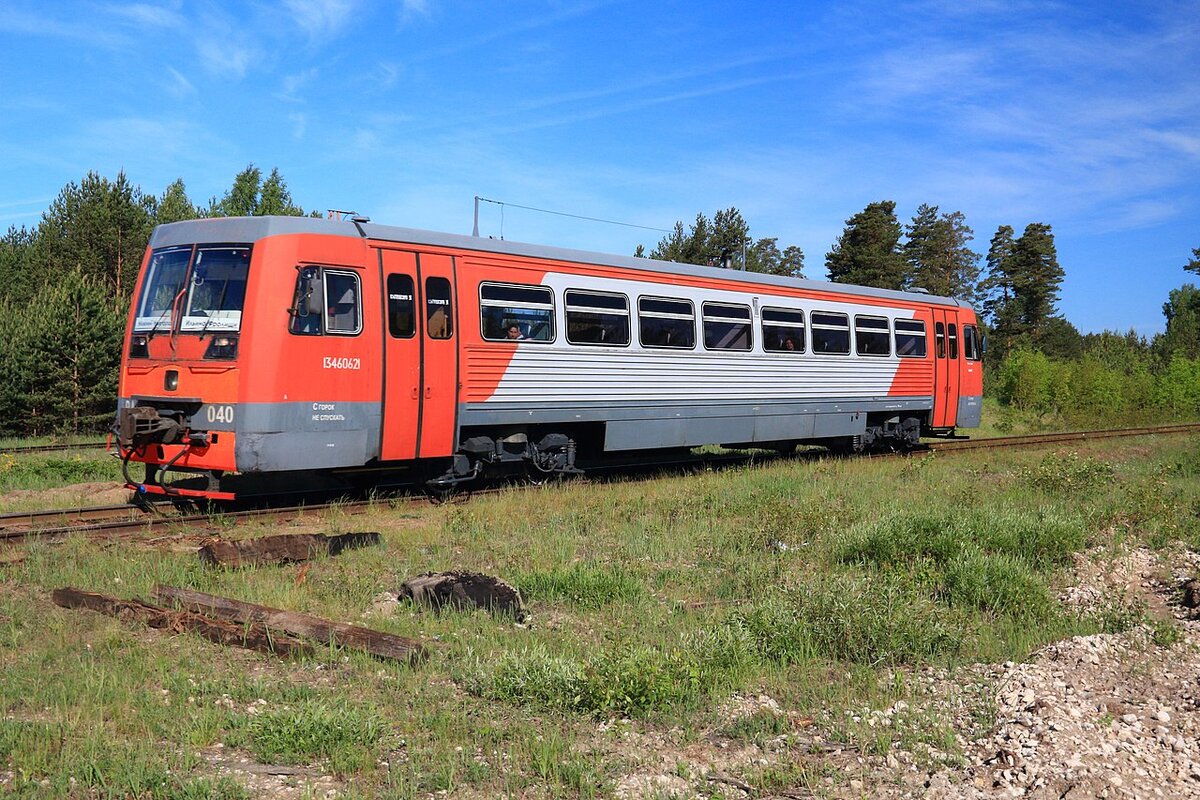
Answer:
xmin=133 ymin=245 xmax=251 ymax=333
xmin=179 ymin=247 xmax=251 ymax=332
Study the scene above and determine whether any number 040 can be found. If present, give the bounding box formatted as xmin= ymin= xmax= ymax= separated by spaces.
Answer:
xmin=206 ymin=405 xmax=234 ymax=424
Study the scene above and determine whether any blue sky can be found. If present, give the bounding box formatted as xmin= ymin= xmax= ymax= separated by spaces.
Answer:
xmin=1 ymin=1 xmax=1197 ymax=335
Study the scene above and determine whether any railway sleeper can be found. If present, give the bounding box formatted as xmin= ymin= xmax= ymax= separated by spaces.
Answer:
xmin=427 ymin=432 xmax=583 ymax=491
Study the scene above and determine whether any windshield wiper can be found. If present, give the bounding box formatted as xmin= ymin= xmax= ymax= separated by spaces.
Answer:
xmin=196 ymin=276 xmax=233 ymax=340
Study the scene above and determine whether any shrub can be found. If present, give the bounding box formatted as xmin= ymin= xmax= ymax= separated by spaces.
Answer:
xmin=1017 ymin=452 xmax=1115 ymax=495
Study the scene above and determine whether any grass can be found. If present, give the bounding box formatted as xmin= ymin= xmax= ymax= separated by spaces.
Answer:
xmin=1 ymin=431 xmax=1199 ymax=796
xmin=0 ymin=451 xmax=123 ymax=493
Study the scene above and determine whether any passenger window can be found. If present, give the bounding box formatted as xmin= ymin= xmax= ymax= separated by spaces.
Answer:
xmin=703 ymin=302 xmax=752 ymax=351
xmin=425 ymin=277 xmax=454 ymax=339
xmin=948 ymin=323 xmax=959 ymax=359
xmin=855 ymin=315 xmax=890 ymax=356
xmin=963 ymin=325 xmax=980 ymax=361
xmin=894 ymin=319 xmax=927 ymax=358
xmin=762 ymin=307 xmax=805 ymax=353
xmin=387 ymin=274 xmax=415 ymax=338
xmin=480 ymin=282 xmax=554 ymax=342
xmin=324 ymin=270 xmax=362 ymax=335
xmin=935 ymin=322 xmax=946 ymax=358
xmin=638 ymin=297 xmax=695 ymax=349
xmin=566 ymin=290 xmax=629 ymax=346
xmin=811 ymin=311 xmax=850 ymax=354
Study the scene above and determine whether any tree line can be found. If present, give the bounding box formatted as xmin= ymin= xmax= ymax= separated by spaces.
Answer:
xmin=0 ymin=168 xmax=1197 ymax=437
xmin=0 ymin=166 xmax=310 ymax=437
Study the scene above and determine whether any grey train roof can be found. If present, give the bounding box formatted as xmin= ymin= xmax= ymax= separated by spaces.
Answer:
xmin=149 ymin=215 xmax=971 ymax=309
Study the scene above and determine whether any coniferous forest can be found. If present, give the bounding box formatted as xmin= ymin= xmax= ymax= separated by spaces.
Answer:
xmin=2 ymin=170 xmax=1198 ymax=437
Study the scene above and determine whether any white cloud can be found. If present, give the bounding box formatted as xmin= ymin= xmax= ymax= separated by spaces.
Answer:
xmin=276 ymin=68 xmax=319 ymax=103
xmin=400 ymin=0 xmax=430 ymax=22
xmin=165 ymin=67 xmax=196 ymax=98
xmin=108 ymin=2 xmax=184 ymax=29
xmin=0 ymin=6 xmax=129 ymax=47
xmin=281 ymin=0 xmax=357 ymax=39
xmin=289 ymin=113 xmax=308 ymax=140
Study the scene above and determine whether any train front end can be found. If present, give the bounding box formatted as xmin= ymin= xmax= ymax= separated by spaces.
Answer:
xmin=114 ymin=226 xmax=251 ymax=501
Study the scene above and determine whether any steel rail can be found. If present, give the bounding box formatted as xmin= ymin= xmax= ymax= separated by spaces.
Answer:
xmin=0 ymin=442 xmax=107 ymax=455
xmin=926 ymin=422 xmax=1200 ymax=452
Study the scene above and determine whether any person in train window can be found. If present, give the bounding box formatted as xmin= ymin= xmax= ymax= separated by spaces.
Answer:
xmin=506 ymin=323 xmax=524 ymax=340
xmin=782 ymin=337 xmax=796 ymax=351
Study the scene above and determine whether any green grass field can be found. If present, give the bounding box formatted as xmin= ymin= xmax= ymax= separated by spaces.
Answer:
xmin=2 ymin=432 xmax=1198 ymax=798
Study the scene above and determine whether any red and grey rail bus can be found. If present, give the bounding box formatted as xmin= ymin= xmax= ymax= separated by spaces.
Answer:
xmin=114 ymin=216 xmax=983 ymax=500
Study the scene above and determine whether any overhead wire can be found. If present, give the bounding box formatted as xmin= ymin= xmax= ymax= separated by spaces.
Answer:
xmin=474 ymin=196 xmax=671 ymax=237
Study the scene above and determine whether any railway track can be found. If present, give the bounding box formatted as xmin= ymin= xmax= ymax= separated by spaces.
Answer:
xmin=925 ymin=421 xmax=1200 ymax=452
xmin=1 ymin=422 xmax=1197 ymax=549
xmin=0 ymin=441 xmax=107 ymax=455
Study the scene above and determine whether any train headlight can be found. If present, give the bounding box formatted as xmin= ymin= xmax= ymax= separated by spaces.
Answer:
xmin=129 ymin=334 xmax=149 ymax=358
xmin=204 ymin=336 xmax=239 ymax=360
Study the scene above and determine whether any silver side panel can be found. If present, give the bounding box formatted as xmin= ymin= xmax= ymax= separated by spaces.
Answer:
xmin=235 ymin=401 xmax=381 ymax=472
xmin=957 ymin=395 xmax=983 ymax=428
xmin=460 ymin=397 xmax=931 ymax=451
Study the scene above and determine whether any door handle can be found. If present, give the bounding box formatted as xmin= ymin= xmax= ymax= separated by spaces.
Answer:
xmin=425 ymin=387 xmax=432 ymax=399
xmin=411 ymin=387 xmax=418 ymax=399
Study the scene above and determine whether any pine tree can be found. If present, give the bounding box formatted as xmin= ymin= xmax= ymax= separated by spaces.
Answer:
xmin=979 ymin=225 xmax=1019 ymax=350
xmin=748 ymin=238 xmax=806 ymax=277
xmin=645 ymin=207 xmax=803 ymax=275
xmin=210 ymin=165 xmax=263 ymax=216
xmin=11 ymin=269 xmax=124 ymax=435
xmin=155 ymin=178 xmax=200 ymax=225
xmin=0 ymin=226 xmax=36 ymax=305
xmin=825 ymin=201 xmax=906 ymax=289
xmin=209 ymin=164 xmax=311 ymax=217
xmin=257 ymin=168 xmax=304 ymax=215
xmin=902 ymin=204 xmax=980 ymax=302
xmin=1186 ymin=247 xmax=1200 ymax=276
xmin=1009 ymin=223 xmax=1063 ymax=337
xmin=979 ymin=222 xmax=1064 ymax=353
xmin=34 ymin=171 xmax=155 ymax=299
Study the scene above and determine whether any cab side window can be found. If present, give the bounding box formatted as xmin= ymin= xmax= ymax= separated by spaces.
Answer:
xmin=963 ymin=324 xmax=981 ymax=361
xmin=288 ymin=266 xmax=362 ymax=336
xmin=325 ymin=271 xmax=362 ymax=334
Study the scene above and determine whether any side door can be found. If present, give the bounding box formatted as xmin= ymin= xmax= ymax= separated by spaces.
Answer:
xmin=378 ymin=250 xmax=460 ymax=460
xmin=416 ymin=254 xmax=459 ymax=458
xmin=379 ymin=249 xmax=421 ymax=460
xmin=930 ymin=308 xmax=960 ymax=428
